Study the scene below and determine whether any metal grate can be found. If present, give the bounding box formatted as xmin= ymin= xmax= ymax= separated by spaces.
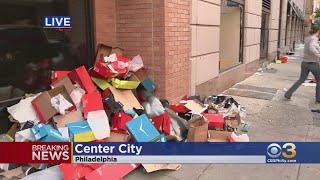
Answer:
xmin=262 ymin=0 xmax=271 ymax=12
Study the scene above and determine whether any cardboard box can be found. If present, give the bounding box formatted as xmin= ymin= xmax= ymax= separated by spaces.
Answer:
xmin=202 ymin=113 xmax=224 ymax=129
xmin=32 ymin=85 xmax=76 ymax=123
xmin=224 ymin=113 xmax=241 ymax=130
xmin=111 ymin=61 xmax=129 ymax=78
xmin=85 ymin=164 xmax=139 ymax=180
xmin=187 ymin=119 xmax=208 ymax=142
xmin=110 ymin=78 xmax=140 ymax=89
xmin=105 ymin=131 xmax=130 ymax=142
xmin=82 ymin=92 xmax=104 ymax=119
xmin=207 ymin=130 xmax=231 ymax=142
xmin=91 ymin=77 xmax=111 ymax=90
xmin=60 ymin=164 xmax=94 ymax=180
xmin=95 ymin=44 xmax=124 ymax=64
xmin=53 ymin=110 xmax=84 ymax=128
xmin=112 ymin=112 xmax=133 ymax=131
xmin=184 ymin=99 xmax=207 ymax=114
xmin=151 ymin=113 xmax=171 ymax=135
xmin=93 ymin=61 xmax=118 ymax=79
xmin=109 ymin=86 xmax=142 ymax=111
xmin=126 ymin=114 xmax=161 ymax=142
xmin=31 ymin=123 xmax=67 ymax=142
xmin=6 ymin=123 xmax=20 ymax=140
xmin=51 ymin=76 xmax=75 ymax=95
xmin=67 ymin=121 xmax=96 ymax=142
xmin=51 ymin=71 xmax=71 ymax=83
xmin=129 ymin=70 xmax=155 ymax=92
xmin=68 ymin=66 xmax=97 ymax=94
xmin=142 ymin=164 xmax=181 ymax=173
xmin=140 ymin=77 xmax=156 ymax=92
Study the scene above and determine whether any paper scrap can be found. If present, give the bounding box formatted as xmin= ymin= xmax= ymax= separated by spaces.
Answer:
xmin=128 ymin=55 xmax=144 ymax=72
xmin=184 ymin=99 xmax=207 ymax=114
xmin=104 ymin=53 xmax=117 ymax=63
xmin=87 ymin=110 xmax=111 ymax=140
xmin=7 ymin=96 xmax=40 ymax=123
xmin=51 ymin=94 xmax=73 ymax=115
xmin=58 ymin=127 xmax=70 ymax=142
xmin=15 ymin=128 xmax=36 ymax=142
xmin=70 ymin=86 xmax=86 ymax=110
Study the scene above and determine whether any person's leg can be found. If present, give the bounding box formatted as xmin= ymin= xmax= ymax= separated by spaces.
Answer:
xmin=285 ymin=62 xmax=310 ymax=99
xmin=308 ymin=62 xmax=320 ymax=102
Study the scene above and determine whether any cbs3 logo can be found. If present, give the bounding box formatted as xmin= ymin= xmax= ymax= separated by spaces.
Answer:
xmin=267 ymin=143 xmax=296 ymax=159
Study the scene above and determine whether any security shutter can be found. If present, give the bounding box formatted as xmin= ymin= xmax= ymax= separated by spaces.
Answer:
xmin=262 ymin=0 xmax=271 ymax=13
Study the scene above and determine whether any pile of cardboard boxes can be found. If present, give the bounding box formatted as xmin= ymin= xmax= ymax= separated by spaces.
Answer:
xmin=0 ymin=44 xmax=250 ymax=180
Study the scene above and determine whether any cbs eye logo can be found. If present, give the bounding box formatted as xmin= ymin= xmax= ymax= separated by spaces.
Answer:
xmin=267 ymin=143 xmax=296 ymax=159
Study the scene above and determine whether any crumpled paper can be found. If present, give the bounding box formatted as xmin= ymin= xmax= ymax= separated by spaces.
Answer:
xmin=70 ymin=85 xmax=86 ymax=111
xmin=104 ymin=53 xmax=117 ymax=63
xmin=50 ymin=94 xmax=73 ymax=115
xmin=128 ymin=55 xmax=144 ymax=72
xmin=7 ymin=95 xmax=40 ymax=124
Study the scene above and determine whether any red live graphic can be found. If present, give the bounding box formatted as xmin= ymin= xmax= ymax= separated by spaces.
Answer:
xmin=0 ymin=142 xmax=71 ymax=163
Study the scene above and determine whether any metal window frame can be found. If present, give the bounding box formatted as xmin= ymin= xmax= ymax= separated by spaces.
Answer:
xmin=219 ymin=0 xmax=245 ymax=72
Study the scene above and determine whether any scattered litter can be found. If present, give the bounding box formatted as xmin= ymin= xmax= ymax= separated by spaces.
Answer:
xmin=1 ymin=43 xmax=251 ymax=178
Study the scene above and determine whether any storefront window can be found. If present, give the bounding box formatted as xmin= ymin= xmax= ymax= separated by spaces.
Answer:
xmin=219 ymin=0 xmax=244 ymax=70
xmin=0 ymin=0 xmax=93 ymax=104
xmin=0 ymin=0 xmax=93 ymax=132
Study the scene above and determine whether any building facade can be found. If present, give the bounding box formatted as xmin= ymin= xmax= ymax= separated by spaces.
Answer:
xmin=0 ymin=0 xmax=307 ymax=107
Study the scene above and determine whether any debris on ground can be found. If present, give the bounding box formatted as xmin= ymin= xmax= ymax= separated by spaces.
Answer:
xmin=0 ymin=44 xmax=250 ymax=179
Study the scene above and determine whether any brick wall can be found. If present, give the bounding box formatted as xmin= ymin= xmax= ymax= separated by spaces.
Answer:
xmin=163 ymin=0 xmax=190 ymax=102
xmin=94 ymin=0 xmax=190 ymax=103
xmin=94 ymin=0 xmax=116 ymax=46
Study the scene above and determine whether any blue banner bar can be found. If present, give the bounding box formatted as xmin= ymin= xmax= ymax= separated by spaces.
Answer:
xmin=72 ymin=142 xmax=320 ymax=164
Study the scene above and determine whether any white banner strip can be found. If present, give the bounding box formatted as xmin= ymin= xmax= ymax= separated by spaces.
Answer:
xmin=73 ymin=155 xmax=266 ymax=164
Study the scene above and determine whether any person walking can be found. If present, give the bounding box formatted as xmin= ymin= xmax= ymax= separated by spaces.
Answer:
xmin=285 ymin=24 xmax=320 ymax=102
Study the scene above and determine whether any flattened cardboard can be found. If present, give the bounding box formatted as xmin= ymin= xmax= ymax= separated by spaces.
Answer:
xmin=52 ymin=76 xmax=75 ymax=95
xmin=60 ymin=164 xmax=93 ymax=180
xmin=0 ymin=167 xmax=24 ymax=178
xmin=105 ymin=131 xmax=130 ymax=142
xmin=91 ymin=77 xmax=111 ymax=90
xmin=32 ymin=86 xmax=75 ymax=123
xmin=187 ymin=119 xmax=208 ymax=142
xmin=53 ymin=110 xmax=84 ymax=128
xmin=109 ymin=86 xmax=142 ymax=111
xmin=128 ymin=69 xmax=147 ymax=82
xmin=207 ymin=130 xmax=231 ymax=142
xmin=110 ymin=78 xmax=140 ymax=89
xmin=184 ymin=99 xmax=207 ymax=114
xmin=142 ymin=164 xmax=182 ymax=173
xmin=85 ymin=164 xmax=138 ymax=180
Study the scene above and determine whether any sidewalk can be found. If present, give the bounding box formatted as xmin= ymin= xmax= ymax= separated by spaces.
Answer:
xmin=125 ymin=45 xmax=320 ymax=180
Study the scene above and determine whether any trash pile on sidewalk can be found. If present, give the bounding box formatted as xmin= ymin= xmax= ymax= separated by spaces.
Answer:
xmin=0 ymin=44 xmax=250 ymax=180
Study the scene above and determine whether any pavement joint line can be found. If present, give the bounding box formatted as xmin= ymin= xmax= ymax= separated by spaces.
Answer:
xmin=195 ymin=164 xmax=211 ymax=180
xmin=224 ymin=88 xmax=277 ymax=96
xmin=296 ymin=164 xmax=301 ymax=180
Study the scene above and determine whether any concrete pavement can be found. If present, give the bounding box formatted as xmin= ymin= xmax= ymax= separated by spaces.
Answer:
xmin=125 ymin=45 xmax=320 ymax=180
